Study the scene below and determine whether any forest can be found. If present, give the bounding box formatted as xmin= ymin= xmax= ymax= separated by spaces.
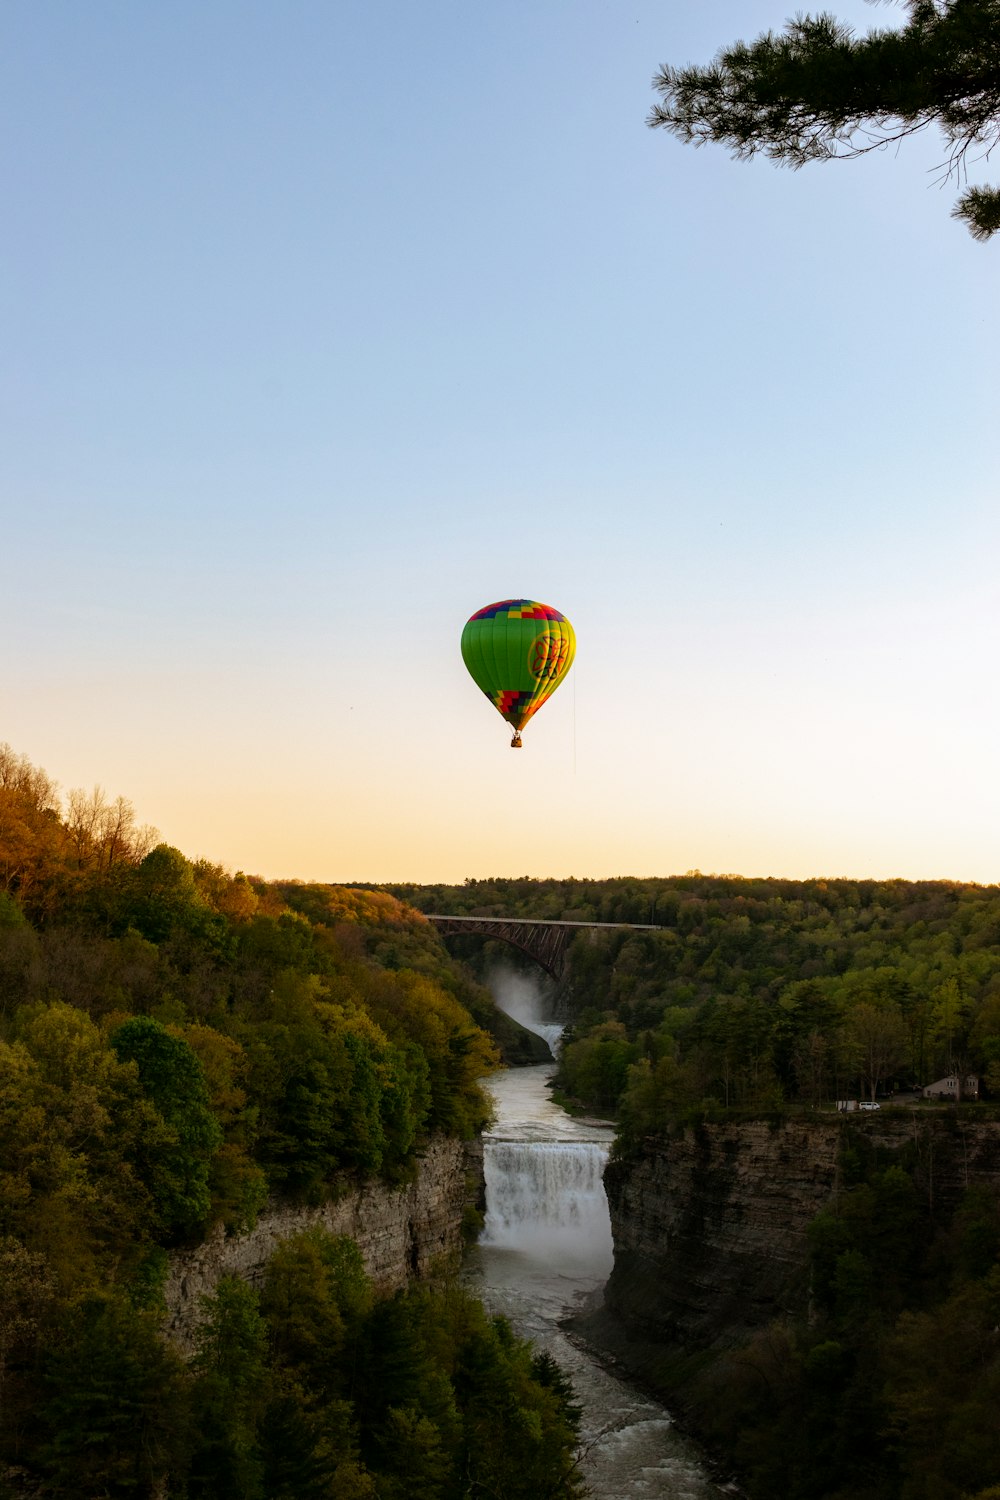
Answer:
xmin=389 ymin=874 xmax=1000 ymax=1500
xmin=5 ymin=739 xmax=999 ymax=1500
xmin=389 ymin=873 xmax=1000 ymax=1122
xmin=0 ymin=746 xmax=581 ymax=1498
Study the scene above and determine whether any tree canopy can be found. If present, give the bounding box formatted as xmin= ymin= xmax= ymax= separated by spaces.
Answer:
xmin=392 ymin=871 xmax=1000 ymax=1121
xmin=648 ymin=0 xmax=1000 ymax=240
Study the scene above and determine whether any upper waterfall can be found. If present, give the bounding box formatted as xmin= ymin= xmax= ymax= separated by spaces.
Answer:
xmin=482 ymin=1138 xmax=613 ymax=1271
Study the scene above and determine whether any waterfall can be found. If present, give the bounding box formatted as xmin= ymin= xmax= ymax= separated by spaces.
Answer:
xmin=488 ymin=963 xmax=565 ymax=1054
xmin=481 ymin=968 xmax=614 ymax=1275
xmin=482 ymin=1139 xmax=613 ymax=1271
xmin=468 ymin=1064 xmax=723 ymax=1500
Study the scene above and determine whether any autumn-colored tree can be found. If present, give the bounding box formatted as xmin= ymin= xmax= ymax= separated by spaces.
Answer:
xmin=0 ymin=745 xmax=69 ymax=918
xmin=65 ymin=785 xmax=156 ymax=873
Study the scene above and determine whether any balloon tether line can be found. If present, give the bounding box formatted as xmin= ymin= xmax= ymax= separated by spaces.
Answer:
xmin=573 ymin=670 xmax=577 ymax=776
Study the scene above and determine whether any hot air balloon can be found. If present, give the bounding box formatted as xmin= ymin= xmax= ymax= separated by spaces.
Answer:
xmin=461 ymin=599 xmax=576 ymax=748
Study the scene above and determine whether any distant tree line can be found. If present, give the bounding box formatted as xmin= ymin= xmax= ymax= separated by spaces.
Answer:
xmin=389 ymin=874 xmax=1000 ymax=1123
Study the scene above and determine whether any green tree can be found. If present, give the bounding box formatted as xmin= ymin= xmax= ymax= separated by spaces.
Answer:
xmin=558 ymin=1020 xmax=637 ymax=1112
xmin=0 ymin=1237 xmax=54 ymax=1459
xmin=0 ymin=1006 xmax=156 ymax=1287
xmin=37 ymin=1292 xmax=189 ymax=1498
xmin=931 ymin=975 xmax=973 ymax=1081
xmin=124 ymin=843 xmax=226 ymax=948
xmin=188 ymin=1277 xmax=270 ymax=1500
xmin=793 ymin=1028 xmax=830 ymax=1108
xmin=260 ymin=1378 xmax=374 ymax=1500
xmin=884 ymin=1268 xmax=1000 ymax=1497
xmin=262 ymin=1231 xmax=372 ymax=1381
xmin=841 ymin=1001 xmax=907 ymax=1101
xmin=258 ymin=1232 xmax=376 ymax=1496
xmin=181 ymin=1023 xmax=266 ymax=1232
xmin=616 ymin=1051 xmax=702 ymax=1143
xmin=648 ymin=1 xmax=1000 ymax=239
xmin=969 ymin=991 xmax=1000 ymax=1092
xmin=450 ymin=1305 xmax=584 ymax=1500
xmin=110 ymin=1016 xmax=223 ymax=1236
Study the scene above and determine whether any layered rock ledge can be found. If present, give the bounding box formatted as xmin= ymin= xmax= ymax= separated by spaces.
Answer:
xmin=164 ymin=1135 xmax=484 ymax=1353
xmin=596 ymin=1112 xmax=1000 ymax=1358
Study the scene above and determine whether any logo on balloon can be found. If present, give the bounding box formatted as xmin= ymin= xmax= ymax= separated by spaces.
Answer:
xmin=529 ymin=632 xmax=569 ymax=681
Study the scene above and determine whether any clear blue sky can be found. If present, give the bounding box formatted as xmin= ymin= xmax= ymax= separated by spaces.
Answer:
xmin=3 ymin=1 xmax=998 ymax=884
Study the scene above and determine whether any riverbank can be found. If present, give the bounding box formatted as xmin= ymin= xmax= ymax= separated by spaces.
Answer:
xmin=562 ymin=1295 xmax=747 ymax=1498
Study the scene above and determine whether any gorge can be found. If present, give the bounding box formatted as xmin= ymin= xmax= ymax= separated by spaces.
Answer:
xmin=6 ymin=791 xmax=1000 ymax=1499
xmin=601 ymin=1111 xmax=1000 ymax=1358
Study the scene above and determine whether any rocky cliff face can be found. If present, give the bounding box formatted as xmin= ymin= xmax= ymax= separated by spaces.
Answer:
xmin=164 ymin=1136 xmax=484 ymax=1353
xmin=600 ymin=1112 xmax=1000 ymax=1355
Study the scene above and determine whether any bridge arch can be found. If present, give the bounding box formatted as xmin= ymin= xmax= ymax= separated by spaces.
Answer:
xmin=425 ymin=915 xmax=570 ymax=980
xmin=424 ymin=915 xmax=659 ymax=983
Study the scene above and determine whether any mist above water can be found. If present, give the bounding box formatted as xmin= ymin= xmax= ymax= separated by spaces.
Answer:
xmin=487 ymin=963 xmax=565 ymax=1055
xmin=482 ymin=964 xmax=608 ymax=1268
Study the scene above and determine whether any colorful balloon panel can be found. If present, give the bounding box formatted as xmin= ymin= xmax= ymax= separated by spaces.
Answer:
xmin=461 ymin=599 xmax=576 ymax=734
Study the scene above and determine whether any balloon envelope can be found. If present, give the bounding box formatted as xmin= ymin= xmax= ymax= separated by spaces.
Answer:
xmin=461 ymin=599 xmax=576 ymax=736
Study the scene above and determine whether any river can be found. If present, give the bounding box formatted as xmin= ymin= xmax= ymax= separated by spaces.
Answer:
xmin=462 ymin=1060 xmax=725 ymax=1500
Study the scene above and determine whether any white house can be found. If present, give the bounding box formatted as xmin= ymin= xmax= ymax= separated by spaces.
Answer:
xmin=922 ymin=1074 xmax=979 ymax=1101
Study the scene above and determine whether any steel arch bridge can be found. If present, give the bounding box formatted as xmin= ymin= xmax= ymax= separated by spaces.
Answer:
xmin=423 ymin=914 xmax=658 ymax=982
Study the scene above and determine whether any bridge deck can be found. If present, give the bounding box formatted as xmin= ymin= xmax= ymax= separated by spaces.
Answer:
xmin=424 ymin=916 xmax=660 ymax=930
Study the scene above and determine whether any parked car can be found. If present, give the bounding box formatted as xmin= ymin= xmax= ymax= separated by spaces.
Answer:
xmin=858 ymin=1101 xmax=881 ymax=1111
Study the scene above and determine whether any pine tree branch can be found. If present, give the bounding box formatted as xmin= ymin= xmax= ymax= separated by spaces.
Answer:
xmin=648 ymin=0 xmax=1000 ymax=237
